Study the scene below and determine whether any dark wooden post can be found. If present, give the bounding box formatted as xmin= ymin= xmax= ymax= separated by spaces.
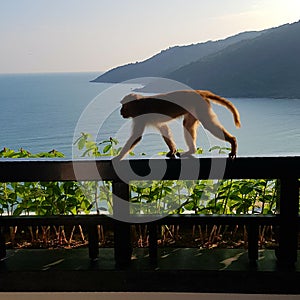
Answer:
xmin=87 ymin=224 xmax=99 ymax=260
xmin=0 ymin=227 xmax=6 ymax=259
xmin=112 ymin=181 xmax=132 ymax=267
xmin=148 ymin=223 xmax=158 ymax=265
xmin=277 ymin=177 xmax=299 ymax=266
xmin=247 ymin=224 xmax=259 ymax=262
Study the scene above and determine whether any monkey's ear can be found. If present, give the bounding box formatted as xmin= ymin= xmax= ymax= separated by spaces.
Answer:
xmin=121 ymin=93 xmax=139 ymax=104
xmin=128 ymin=93 xmax=141 ymax=99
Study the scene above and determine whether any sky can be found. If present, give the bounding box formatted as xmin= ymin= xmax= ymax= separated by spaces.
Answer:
xmin=0 ymin=0 xmax=299 ymax=74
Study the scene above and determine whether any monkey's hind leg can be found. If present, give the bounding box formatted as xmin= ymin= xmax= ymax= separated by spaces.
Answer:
xmin=181 ymin=114 xmax=199 ymax=157
xmin=201 ymin=117 xmax=237 ymax=158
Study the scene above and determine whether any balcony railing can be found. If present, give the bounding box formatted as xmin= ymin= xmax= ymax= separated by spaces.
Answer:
xmin=0 ymin=156 xmax=299 ymax=267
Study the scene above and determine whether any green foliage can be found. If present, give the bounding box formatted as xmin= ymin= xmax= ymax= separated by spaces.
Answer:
xmin=1 ymin=135 xmax=294 ymax=218
xmin=127 ymin=177 xmax=280 ymax=215
xmin=0 ymin=147 xmax=64 ymax=158
xmin=0 ymin=147 xmax=91 ymax=216
xmin=73 ymin=133 xmax=121 ymax=157
xmin=209 ymin=146 xmax=231 ymax=154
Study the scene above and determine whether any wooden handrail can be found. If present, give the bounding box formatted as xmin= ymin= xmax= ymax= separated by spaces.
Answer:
xmin=0 ymin=155 xmax=299 ymax=182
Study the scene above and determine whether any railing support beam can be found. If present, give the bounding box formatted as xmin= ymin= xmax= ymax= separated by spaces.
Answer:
xmin=87 ymin=224 xmax=99 ymax=260
xmin=0 ymin=227 xmax=6 ymax=260
xmin=247 ymin=224 xmax=259 ymax=262
xmin=148 ymin=224 xmax=158 ymax=265
xmin=112 ymin=181 xmax=132 ymax=268
xmin=277 ymin=177 xmax=299 ymax=266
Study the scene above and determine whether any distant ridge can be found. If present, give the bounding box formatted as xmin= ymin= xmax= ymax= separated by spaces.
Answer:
xmin=93 ymin=21 xmax=300 ymax=98
xmin=92 ymin=31 xmax=264 ymax=83
xmin=168 ymin=21 xmax=300 ymax=98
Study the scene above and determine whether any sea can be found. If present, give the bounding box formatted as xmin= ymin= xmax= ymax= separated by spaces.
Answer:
xmin=0 ymin=72 xmax=299 ymax=158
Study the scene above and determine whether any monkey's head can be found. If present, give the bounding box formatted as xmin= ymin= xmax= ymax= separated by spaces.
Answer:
xmin=120 ymin=93 xmax=142 ymax=118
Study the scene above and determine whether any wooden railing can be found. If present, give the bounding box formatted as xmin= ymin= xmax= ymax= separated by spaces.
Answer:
xmin=0 ymin=156 xmax=299 ymax=267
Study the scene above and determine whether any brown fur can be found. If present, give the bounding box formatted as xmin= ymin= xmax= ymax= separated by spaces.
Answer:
xmin=117 ymin=90 xmax=240 ymax=159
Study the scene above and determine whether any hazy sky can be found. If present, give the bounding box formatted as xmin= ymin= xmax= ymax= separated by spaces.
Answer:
xmin=0 ymin=0 xmax=299 ymax=73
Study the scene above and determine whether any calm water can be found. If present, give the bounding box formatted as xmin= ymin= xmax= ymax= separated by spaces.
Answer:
xmin=0 ymin=72 xmax=299 ymax=158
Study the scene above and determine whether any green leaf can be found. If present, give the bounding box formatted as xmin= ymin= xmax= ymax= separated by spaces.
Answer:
xmin=240 ymin=185 xmax=254 ymax=195
xmin=103 ymin=144 xmax=112 ymax=153
xmin=183 ymin=202 xmax=195 ymax=211
xmin=157 ymin=151 xmax=167 ymax=156
xmin=163 ymin=186 xmax=173 ymax=193
xmin=209 ymin=146 xmax=221 ymax=152
xmin=110 ymin=137 xmax=119 ymax=145
xmin=81 ymin=148 xmax=94 ymax=157
xmin=13 ymin=207 xmax=24 ymax=216
xmin=78 ymin=138 xmax=86 ymax=150
xmin=195 ymin=147 xmax=203 ymax=154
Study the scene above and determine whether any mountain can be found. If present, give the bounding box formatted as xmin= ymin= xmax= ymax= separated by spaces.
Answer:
xmin=93 ymin=21 xmax=300 ymax=98
xmin=92 ymin=31 xmax=263 ymax=83
xmin=168 ymin=21 xmax=300 ymax=98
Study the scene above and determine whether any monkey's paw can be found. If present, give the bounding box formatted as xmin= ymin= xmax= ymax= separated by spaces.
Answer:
xmin=180 ymin=151 xmax=194 ymax=158
xmin=166 ymin=151 xmax=180 ymax=159
xmin=228 ymin=152 xmax=237 ymax=159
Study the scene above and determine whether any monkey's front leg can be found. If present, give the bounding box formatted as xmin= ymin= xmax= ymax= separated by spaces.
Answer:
xmin=117 ymin=136 xmax=142 ymax=160
xmin=115 ymin=122 xmax=145 ymax=160
xmin=158 ymin=124 xmax=179 ymax=158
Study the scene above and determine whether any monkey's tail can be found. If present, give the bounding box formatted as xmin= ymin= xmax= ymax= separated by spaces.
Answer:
xmin=197 ymin=90 xmax=241 ymax=128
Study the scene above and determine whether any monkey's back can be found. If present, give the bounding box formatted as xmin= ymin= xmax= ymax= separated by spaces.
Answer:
xmin=138 ymin=97 xmax=188 ymax=118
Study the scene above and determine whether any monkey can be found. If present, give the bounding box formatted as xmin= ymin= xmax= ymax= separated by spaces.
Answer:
xmin=116 ymin=89 xmax=240 ymax=160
